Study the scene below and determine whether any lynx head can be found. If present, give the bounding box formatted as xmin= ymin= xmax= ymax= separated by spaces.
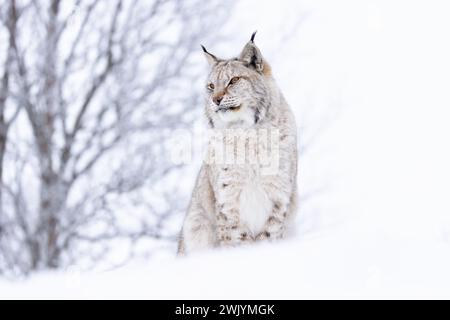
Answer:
xmin=202 ymin=32 xmax=273 ymax=129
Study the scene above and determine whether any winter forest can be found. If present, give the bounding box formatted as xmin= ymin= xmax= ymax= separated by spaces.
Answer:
xmin=0 ymin=0 xmax=235 ymax=276
xmin=2 ymin=0 xmax=450 ymax=298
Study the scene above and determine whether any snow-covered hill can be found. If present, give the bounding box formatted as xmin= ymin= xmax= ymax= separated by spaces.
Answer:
xmin=2 ymin=225 xmax=450 ymax=299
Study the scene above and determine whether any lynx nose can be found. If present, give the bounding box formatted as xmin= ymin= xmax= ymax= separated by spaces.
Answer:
xmin=213 ymin=95 xmax=224 ymax=106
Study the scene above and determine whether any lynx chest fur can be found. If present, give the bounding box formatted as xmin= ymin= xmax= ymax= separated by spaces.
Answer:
xmin=239 ymin=177 xmax=272 ymax=235
xmin=207 ymin=128 xmax=280 ymax=236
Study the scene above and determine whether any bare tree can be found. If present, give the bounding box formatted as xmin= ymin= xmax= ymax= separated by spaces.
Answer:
xmin=0 ymin=0 xmax=231 ymax=276
xmin=0 ymin=1 xmax=19 ymax=219
xmin=0 ymin=0 xmax=22 ymax=275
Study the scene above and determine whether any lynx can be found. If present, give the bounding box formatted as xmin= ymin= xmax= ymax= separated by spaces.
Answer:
xmin=178 ymin=33 xmax=298 ymax=254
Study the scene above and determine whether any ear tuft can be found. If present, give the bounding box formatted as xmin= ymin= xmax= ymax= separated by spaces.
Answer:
xmin=250 ymin=31 xmax=257 ymax=43
xmin=201 ymin=45 xmax=219 ymax=66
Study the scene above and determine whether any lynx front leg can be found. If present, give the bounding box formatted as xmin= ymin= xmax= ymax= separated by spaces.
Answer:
xmin=256 ymin=200 xmax=289 ymax=241
xmin=215 ymin=180 xmax=252 ymax=247
xmin=256 ymin=155 xmax=296 ymax=242
xmin=216 ymin=208 xmax=253 ymax=247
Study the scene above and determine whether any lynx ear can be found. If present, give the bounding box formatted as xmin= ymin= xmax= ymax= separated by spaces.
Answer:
xmin=201 ymin=45 xmax=218 ymax=66
xmin=239 ymin=31 xmax=269 ymax=74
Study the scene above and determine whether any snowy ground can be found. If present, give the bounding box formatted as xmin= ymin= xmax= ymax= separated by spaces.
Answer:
xmin=2 ymin=0 xmax=450 ymax=299
xmin=2 ymin=225 xmax=450 ymax=299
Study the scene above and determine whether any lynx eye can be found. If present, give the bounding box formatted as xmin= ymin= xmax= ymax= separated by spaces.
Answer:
xmin=229 ymin=77 xmax=240 ymax=86
xmin=207 ymin=83 xmax=215 ymax=91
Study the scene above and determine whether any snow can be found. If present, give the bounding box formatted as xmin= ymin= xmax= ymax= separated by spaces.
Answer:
xmin=2 ymin=226 xmax=450 ymax=299
xmin=2 ymin=0 xmax=450 ymax=299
